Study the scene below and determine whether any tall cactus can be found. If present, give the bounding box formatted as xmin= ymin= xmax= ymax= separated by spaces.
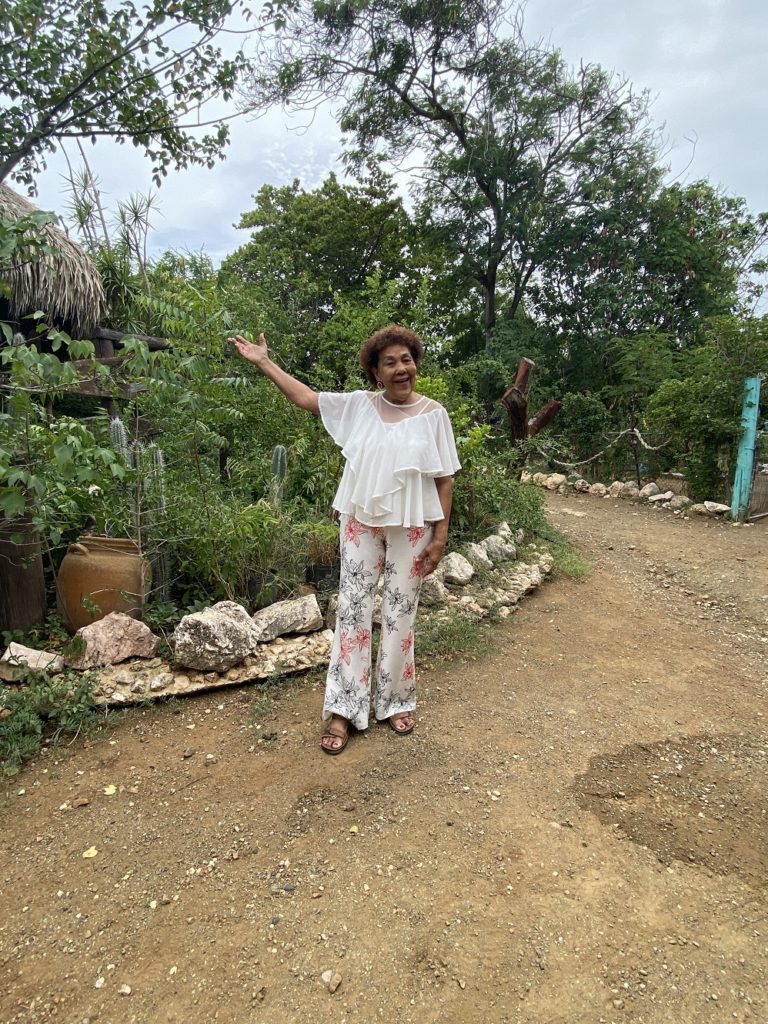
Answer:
xmin=270 ymin=444 xmax=288 ymax=505
xmin=109 ymin=416 xmax=131 ymax=465
xmin=144 ymin=443 xmax=170 ymax=600
xmin=109 ymin=417 xmax=170 ymax=600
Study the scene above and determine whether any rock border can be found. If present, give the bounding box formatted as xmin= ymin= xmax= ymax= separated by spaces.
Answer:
xmin=522 ymin=470 xmax=732 ymax=520
xmin=1 ymin=524 xmax=553 ymax=706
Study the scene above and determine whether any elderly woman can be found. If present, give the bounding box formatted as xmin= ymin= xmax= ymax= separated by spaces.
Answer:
xmin=228 ymin=325 xmax=461 ymax=754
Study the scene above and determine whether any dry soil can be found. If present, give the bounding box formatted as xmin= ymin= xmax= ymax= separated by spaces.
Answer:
xmin=1 ymin=491 xmax=767 ymax=1024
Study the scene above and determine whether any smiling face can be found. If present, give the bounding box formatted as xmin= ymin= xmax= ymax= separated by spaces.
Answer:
xmin=375 ymin=343 xmax=419 ymax=404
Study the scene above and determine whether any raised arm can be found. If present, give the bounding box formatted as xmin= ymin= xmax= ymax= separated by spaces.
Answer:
xmin=228 ymin=333 xmax=320 ymax=415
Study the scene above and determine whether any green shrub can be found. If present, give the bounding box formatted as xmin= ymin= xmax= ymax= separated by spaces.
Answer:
xmin=0 ymin=670 xmax=105 ymax=776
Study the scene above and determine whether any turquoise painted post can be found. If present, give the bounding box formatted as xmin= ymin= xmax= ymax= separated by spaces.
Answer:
xmin=731 ymin=375 xmax=762 ymax=521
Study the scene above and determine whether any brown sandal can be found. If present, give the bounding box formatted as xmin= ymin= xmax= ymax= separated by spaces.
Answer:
xmin=321 ymin=715 xmax=351 ymax=755
xmin=388 ymin=713 xmax=415 ymax=736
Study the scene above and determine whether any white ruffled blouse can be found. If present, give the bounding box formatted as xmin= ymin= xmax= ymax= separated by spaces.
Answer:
xmin=318 ymin=390 xmax=462 ymax=528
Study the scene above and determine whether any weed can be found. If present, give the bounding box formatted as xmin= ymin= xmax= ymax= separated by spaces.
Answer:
xmin=0 ymin=670 xmax=107 ymax=776
xmin=1 ymin=613 xmax=70 ymax=652
xmin=417 ymin=610 xmax=490 ymax=663
xmin=532 ymin=525 xmax=592 ymax=580
xmin=248 ymin=676 xmax=283 ymax=727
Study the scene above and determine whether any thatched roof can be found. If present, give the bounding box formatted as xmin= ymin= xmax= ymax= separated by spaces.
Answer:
xmin=0 ymin=183 xmax=105 ymax=338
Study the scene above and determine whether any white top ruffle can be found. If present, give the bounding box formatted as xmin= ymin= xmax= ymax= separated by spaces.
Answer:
xmin=318 ymin=391 xmax=461 ymax=528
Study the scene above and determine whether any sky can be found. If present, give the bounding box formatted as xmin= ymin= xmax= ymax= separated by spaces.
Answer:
xmin=28 ymin=0 xmax=768 ymax=266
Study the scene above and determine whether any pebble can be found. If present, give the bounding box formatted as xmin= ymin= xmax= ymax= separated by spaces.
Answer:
xmin=118 ymin=984 xmax=132 ymax=996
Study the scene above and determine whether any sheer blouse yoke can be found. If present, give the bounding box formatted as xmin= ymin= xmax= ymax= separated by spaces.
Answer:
xmin=318 ymin=390 xmax=461 ymax=528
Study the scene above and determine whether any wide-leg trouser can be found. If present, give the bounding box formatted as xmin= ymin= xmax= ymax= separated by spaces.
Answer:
xmin=322 ymin=514 xmax=433 ymax=731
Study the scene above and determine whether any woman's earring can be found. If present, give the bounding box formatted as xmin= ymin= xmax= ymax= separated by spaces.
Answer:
xmin=376 ymin=379 xmax=383 ymax=387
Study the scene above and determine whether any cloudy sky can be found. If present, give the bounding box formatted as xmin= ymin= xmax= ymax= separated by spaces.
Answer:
xmin=30 ymin=0 xmax=768 ymax=264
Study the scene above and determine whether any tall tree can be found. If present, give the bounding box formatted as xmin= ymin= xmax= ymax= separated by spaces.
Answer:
xmin=0 ymin=0 xmax=246 ymax=187
xmin=534 ymin=181 xmax=768 ymax=355
xmin=220 ymin=168 xmax=435 ymax=379
xmin=245 ymin=0 xmax=658 ymax=347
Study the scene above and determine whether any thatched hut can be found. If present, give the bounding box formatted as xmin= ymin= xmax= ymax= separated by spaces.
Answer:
xmin=0 ymin=182 xmax=105 ymax=338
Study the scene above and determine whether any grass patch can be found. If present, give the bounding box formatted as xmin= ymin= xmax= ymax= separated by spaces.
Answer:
xmin=0 ymin=670 xmax=108 ymax=776
xmin=416 ymin=610 xmax=490 ymax=663
xmin=533 ymin=525 xmax=592 ymax=580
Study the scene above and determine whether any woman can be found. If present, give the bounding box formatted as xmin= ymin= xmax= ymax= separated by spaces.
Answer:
xmin=228 ymin=325 xmax=461 ymax=755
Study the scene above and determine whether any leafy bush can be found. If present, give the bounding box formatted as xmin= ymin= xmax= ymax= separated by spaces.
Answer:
xmin=0 ymin=670 xmax=105 ymax=775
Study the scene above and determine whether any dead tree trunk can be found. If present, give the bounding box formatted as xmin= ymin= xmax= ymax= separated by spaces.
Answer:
xmin=501 ymin=358 xmax=562 ymax=467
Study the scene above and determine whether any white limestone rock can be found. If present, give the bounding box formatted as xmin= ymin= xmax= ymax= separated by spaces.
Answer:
xmin=251 ymin=594 xmax=323 ymax=643
xmin=668 ymin=494 xmax=692 ymax=511
xmin=172 ymin=601 xmax=260 ymax=671
xmin=621 ymin=482 xmax=640 ymax=499
xmin=544 ymin=473 xmax=567 ymax=491
xmin=608 ymin=481 xmax=625 ymax=497
xmin=419 ymin=574 xmax=450 ymax=606
xmin=437 ymin=552 xmax=475 ymax=586
xmin=639 ymin=482 xmax=660 ymax=499
xmin=1 ymin=642 xmax=64 ymax=674
xmin=481 ymin=534 xmax=517 ymax=565
xmin=66 ymin=613 xmax=160 ymax=669
xmin=532 ymin=472 xmax=548 ymax=486
xmin=648 ymin=491 xmax=674 ymax=503
xmin=464 ymin=542 xmax=494 ymax=570
xmin=589 ymin=483 xmax=607 ymax=496
xmin=704 ymin=501 xmax=731 ymax=515
xmin=573 ymin=479 xmax=591 ymax=492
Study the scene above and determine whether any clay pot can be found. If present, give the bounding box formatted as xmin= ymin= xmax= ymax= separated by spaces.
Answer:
xmin=56 ymin=536 xmax=151 ymax=633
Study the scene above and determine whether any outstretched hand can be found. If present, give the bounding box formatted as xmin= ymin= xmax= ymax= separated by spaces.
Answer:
xmin=228 ymin=332 xmax=269 ymax=368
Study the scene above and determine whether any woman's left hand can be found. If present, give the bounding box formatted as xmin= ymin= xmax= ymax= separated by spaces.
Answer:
xmin=418 ymin=538 xmax=445 ymax=577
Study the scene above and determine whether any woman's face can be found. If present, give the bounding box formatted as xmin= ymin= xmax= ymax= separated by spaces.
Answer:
xmin=376 ymin=343 xmax=418 ymax=404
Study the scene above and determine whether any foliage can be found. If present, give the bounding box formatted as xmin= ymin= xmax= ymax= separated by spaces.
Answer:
xmin=0 ymin=336 xmax=134 ymax=548
xmin=557 ymin=393 xmax=611 ymax=466
xmin=645 ymin=316 xmax=768 ymax=498
xmin=416 ymin=610 xmax=490 ymax=663
xmin=220 ymin=170 xmax=428 ymax=381
xmin=451 ymin=422 xmax=546 ymax=542
xmin=250 ymin=0 xmax=659 ymax=347
xmin=0 ymin=669 xmax=105 ymax=775
xmin=0 ymin=0 xmax=247 ymax=187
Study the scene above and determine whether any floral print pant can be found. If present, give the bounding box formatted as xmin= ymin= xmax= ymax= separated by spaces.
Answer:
xmin=323 ymin=514 xmax=434 ymax=731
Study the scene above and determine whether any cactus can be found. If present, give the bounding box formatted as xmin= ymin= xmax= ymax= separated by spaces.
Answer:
xmin=108 ymin=418 xmax=170 ymax=600
xmin=269 ymin=444 xmax=288 ymax=505
xmin=144 ymin=443 xmax=170 ymax=600
xmin=109 ymin=416 xmax=131 ymax=464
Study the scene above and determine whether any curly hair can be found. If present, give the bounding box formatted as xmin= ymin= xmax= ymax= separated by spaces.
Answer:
xmin=358 ymin=324 xmax=425 ymax=386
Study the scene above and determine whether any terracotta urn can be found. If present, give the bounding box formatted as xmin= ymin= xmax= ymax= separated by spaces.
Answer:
xmin=56 ymin=536 xmax=151 ymax=633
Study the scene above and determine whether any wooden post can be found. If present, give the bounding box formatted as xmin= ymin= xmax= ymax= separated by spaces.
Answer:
xmin=731 ymin=376 xmax=762 ymax=522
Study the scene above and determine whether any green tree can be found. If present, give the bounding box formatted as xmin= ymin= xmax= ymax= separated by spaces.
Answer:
xmin=535 ymin=182 xmax=768 ymax=380
xmin=246 ymin=0 xmax=658 ymax=347
xmin=646 ymin=316 xmax=768 ymax=498
xmin=220 ymin=169 xmax=433 ymax=380
xmin=0 ymin=0 xmax=246 ymax=187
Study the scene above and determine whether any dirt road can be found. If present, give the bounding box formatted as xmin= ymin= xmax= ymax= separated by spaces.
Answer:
xmin=1 ymin=492 xmax=766 ymax=1024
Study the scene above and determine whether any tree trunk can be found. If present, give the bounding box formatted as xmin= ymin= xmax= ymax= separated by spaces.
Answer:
xmin=0 ymin=516 xmax=48 ymax=633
